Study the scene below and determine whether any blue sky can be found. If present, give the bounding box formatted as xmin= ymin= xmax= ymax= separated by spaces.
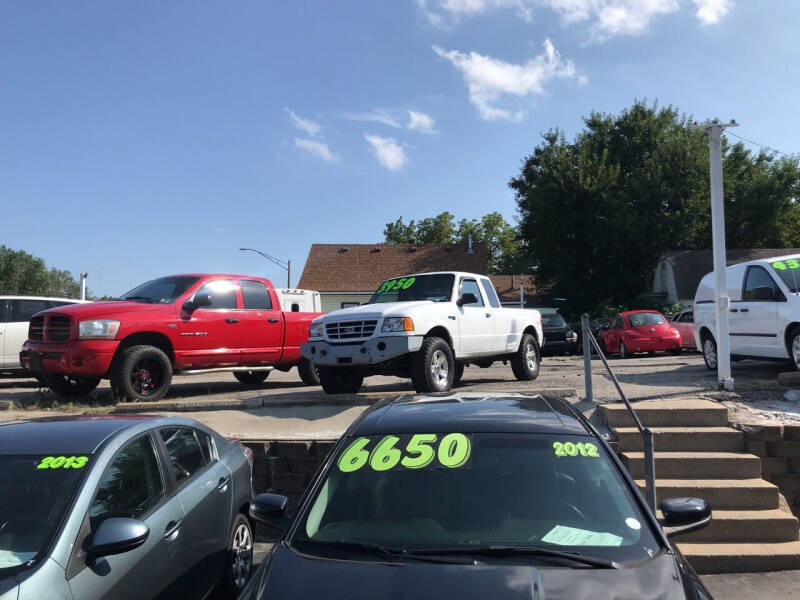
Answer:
xmin=2 ymin=1 xmax=798 ymax=297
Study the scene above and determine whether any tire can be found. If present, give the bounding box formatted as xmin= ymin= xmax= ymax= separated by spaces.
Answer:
xmin=222 ymin=513 xmax=253 ymax=595
xmin=233 ymin=371 xmax=270 ymax=385
xmin=297 ymin=358 xmax=320 ymax=386
xmin=318 ymin=367 xmax=363 ymax=394
xmin=702 ymin=332 xmax=718 ymax=371
xmin=43 ymin=373 xmax=101 ymax=397
xmin=453 ymin=363 xmax=465 ymax=385
xmin=510 ymin=333 xmax=540 ymax=381
xmin=110 ymin=345 xmax=172 ymax=402
xmin=788 ymin=328 xmax=800 ymax=372
xmin=670 ymin=346 xmax=681 ymax=356
xmin=410 ymin=337 xmax=455 ymax=393
xmin=619 ymin=341 xmax=629 ymax=359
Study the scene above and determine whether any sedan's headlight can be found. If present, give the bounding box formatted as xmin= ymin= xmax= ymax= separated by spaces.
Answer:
xmin=309 ymin=322 xmax=325 ymax=337
xmin=382 ymin=317 xmax=414 ymax=333
xmin=79 ymin=319 xmax=121 ymax=339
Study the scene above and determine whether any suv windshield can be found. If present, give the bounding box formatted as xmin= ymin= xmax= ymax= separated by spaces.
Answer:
xmin=292 ymin=432 xmax=660 ymax=563
xmin=0 ymin=455 xmax=89 ymax=571
xmin=118 ymin=276 xmax=200 ymax=304
xmin=368 ymin=274 xmax=455 ymax=304
xmin=771 ymin=258 xmax=800 ymax=293
xmin=542 ymin=314 xmax=566 ymax=327
xmin=627 ymin=313 xmax=666 ymax=327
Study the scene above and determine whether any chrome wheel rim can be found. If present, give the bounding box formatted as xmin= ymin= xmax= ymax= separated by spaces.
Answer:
xmin=430 ymin=349 xmax=449 ymax=386
xmin=704 ymin=339 xmax=717 ymax=369
xmin=525 ymin=343 xmax=537 ymax=371
xmin=792 ymin=336 xmax=800 ymax=368
xmin=231 ymin=523 xmax=252 ymax=589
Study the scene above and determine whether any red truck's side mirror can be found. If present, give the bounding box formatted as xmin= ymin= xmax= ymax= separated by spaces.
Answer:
xmin=183 ymin=292 xmax=212 ymax=313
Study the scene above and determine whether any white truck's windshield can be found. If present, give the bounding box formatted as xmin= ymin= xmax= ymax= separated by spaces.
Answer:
xmin=368 ymin=274 xmax=455 ymax=304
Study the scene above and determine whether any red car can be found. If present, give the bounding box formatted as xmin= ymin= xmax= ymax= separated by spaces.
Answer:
xmin=20 ymin=274 xmax=323 ymax=401
xmin=670 ymin=309 xmax=696 ymax=349
xmin=600 ymin=310 xmax=682 ymax=358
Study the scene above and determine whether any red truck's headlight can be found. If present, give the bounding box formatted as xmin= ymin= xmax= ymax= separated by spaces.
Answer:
xmin=78 ymin=319 xmax=121 ymax=339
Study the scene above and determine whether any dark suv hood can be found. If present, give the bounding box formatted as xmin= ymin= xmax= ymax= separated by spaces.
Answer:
xmin=258 ymin=546 xmax=697 ymax=600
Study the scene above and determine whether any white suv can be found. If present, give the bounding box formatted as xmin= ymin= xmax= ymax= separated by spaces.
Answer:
xmin=693 ymin=253 xmax=800 ymax=371
xmin=0 ymin=296 xmax=85 ymax=374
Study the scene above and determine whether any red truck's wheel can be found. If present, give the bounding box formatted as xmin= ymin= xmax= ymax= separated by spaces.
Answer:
xmin=234 ymin=371 xmax=270 ymax=385
xmin=43 ymin=373 xmax=101 ymax=397
xmin=297 ymin=358 xmax=320 ymax=386
xmin=110 ymin=345 xmax=172 ymax=402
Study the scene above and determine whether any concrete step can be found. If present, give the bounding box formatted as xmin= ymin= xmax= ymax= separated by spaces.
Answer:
xmin=659 ymin=509 xmax=799 ymax=543
xmin=622 ymin=451 xmax=762 ymax=479
xmin=599 ymin=399 xmax=729 ymax=428
xmin=635 ymin=478 xmax=780 ymax=510
xmin=677 ymin=541 xmax=800 ymax=574
xmin=616 ymin=427 xmax=744 ymax=452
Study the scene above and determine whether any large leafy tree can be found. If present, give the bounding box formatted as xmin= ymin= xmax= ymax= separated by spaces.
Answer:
xmin=509 ymin=102 xmax=800 ymax=315
xmin=0 ymin=245 xmax=82 ymax=297
xmin=382 ymin=211 xmax=525 ymax=273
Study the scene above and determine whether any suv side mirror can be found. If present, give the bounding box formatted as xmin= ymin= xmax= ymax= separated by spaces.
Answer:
xmin=249 ymin=493 xmax=290 ymax=529
xmin=660 ymin=497 xmax=711 ymax=538
xmin=456 ymin=292 xmax=478 ymax=306
xmin=88 ymin=518 xmax=149 ymax=559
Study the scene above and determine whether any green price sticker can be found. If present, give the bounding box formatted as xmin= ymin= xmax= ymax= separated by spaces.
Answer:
xmin=36 ymin=455 xmax=89 ymax=470
xmin=376 ymin=277 xmax=416 ymax=294
xmin=338 ymin=433 xmax=471 ymax=473
xmin=772 ymin=260 xmax=800 ymax=271
xmin=553 ymin=441 xmax=599 ymax=458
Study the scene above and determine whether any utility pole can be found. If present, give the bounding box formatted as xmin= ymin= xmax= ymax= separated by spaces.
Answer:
xmin=239 ymin=248 xmax=292 ymax=288
xmin=80 ymin=272 xmax=88 ymax=301
xmin=694 ymin=120 xmax=737 ymax=390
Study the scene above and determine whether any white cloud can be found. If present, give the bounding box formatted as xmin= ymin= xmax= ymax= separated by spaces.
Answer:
xmin=420 ymin=0 xmax=724 ymax=40
xmin=293 ymin=138 xmax=338 ymax=163
xmin=342 ymin=109 xmax=402 ymax=128
xmin=433 ymin=40 xmax=580 ymax=122
xmin=407 ymin=110 xmax=436 ymax=133
xmin=364 ymin=134 xmax=408 ymax=170
xmin=285 ymin=108 xmax=322 ymax=137
xmin=694 ymin=0 xmax=732 ymax=24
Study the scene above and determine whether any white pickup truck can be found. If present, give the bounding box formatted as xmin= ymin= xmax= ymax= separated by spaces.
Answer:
xmin=301 ymin=271 xmax=544 ymax=394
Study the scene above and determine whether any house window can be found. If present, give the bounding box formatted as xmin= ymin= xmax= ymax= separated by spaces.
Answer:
xmin=341 ymin=302 xmax=359 ymax=309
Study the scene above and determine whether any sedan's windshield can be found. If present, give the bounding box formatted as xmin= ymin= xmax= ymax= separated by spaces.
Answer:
xmin=627 ymin=313 xmax=666 ymax=327
xmin=771 ymin=258 xmax=800 ymax=293
xmin=0 ymin=455 xmax=90 ymax=571
xmin=292 ymin=433 xmax=660 ymax=563
xmin=118 ymin=276 xmax=200 ymax=304
xmin=368 ymin=274 xmax=455 ymax=304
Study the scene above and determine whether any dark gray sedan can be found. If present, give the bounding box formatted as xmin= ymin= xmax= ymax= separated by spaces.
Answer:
xmin=0 ymin=415 xmax=254 ymax=599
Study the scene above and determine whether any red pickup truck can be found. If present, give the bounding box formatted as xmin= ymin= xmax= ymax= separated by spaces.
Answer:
xmin=20 ymin=274 xmax=323 ymax=402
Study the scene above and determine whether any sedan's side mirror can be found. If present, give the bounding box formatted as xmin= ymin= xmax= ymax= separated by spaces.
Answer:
xmin=88 ymin=518 xmax=149 ymax=559
xmin=456 ymin=292 xmax=478 ymax=306
xmin=250 ymin=493 xmax=290 ymax=529
xmin=660 ymin=497 xmax=711 ymax=538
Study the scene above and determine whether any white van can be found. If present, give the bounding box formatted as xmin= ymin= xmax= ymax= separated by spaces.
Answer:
xmin=275 ymin=288 xmax=322 ymax=313
xmin=693 ymin=253 xmax=800 ymax=371
xmin=0 ymin=296 xmax=86 ymax=374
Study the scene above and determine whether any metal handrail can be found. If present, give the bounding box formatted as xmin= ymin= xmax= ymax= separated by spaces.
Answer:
xmin=581 ymin=314 xmax=657 ymax=512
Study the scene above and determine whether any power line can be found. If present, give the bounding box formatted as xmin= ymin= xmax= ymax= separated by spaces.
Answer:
xmin=725 ymin=130 xmax=792 ymax=157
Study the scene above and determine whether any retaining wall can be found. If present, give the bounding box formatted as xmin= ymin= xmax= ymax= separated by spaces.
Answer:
xmin=738 ymin=423 xmax=800 ymax=517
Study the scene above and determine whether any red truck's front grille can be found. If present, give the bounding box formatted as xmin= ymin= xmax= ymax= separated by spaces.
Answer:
xmin=29 ymin=314 xmax=73 ymax=342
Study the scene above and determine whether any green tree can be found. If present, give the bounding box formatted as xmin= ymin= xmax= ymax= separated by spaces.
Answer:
xmin=509 ymin=101 xmax=800 ymax=316
xmin=0 ymin=245 xmax=84 ymax=297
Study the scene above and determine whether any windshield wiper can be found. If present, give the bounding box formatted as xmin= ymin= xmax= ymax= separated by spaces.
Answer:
xmin=406 ymin=545 xmax=618 ymax=568
xmin=295 ymin=539 xmax=474 ymax=564
xmin=121 ymin=296 xmax=155 ymax=303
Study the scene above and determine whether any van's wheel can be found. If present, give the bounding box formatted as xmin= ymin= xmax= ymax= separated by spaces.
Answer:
xmin=297 ymin=358 xmax=320 ymax=386
xmin=110 ymin=345 xmax=172 ymax=402
xmin=788 ymin=328 xmax=800 ymax=372
xmin=318 ymin=367 xmax=363 ymax=394
xmin=222 ymin=513 xmax=253 ymax=594
xmin=234 ymin=371 xmax=270 ymax=385
xmin=511 ymin=333 xmax=540 ymax=381
xmin=43 ymin=373 xmax=101 ymax=397
xmin=702 ymin=332 xmax=718 ymax=371
xmin=453 ymin=363 xmax=465 ymax=385
xmin=411 ymin=337 xmax=454 ymax=393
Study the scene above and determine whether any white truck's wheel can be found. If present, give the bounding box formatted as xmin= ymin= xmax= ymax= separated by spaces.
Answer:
xmin=702 ymin=332 xmax=718 ymax=371
xmin=511 ymin=333 xmax=540 ymax=381
xmin=453 ymin=363 xmax=465 ymax=385
xmin=318 ymin=367 xmax=363 ymax=394
xmin=411 ymin=337 xmax=454 ymax=393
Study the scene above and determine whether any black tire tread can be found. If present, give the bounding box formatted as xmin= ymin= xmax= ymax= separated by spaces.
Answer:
xmin=510 ymin=333 xmax=540 ymax=381
xmin=110 ymin=345 xmax=172 ymax=402
xmin=410 ymin=337 xmax=454 ymax=393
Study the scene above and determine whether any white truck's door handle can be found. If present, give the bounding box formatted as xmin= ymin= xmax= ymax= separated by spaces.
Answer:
xmin=448 ymin=316 xmax=456 ymax=320
xmin=485 ymin=313 xmax=492 ymax=318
